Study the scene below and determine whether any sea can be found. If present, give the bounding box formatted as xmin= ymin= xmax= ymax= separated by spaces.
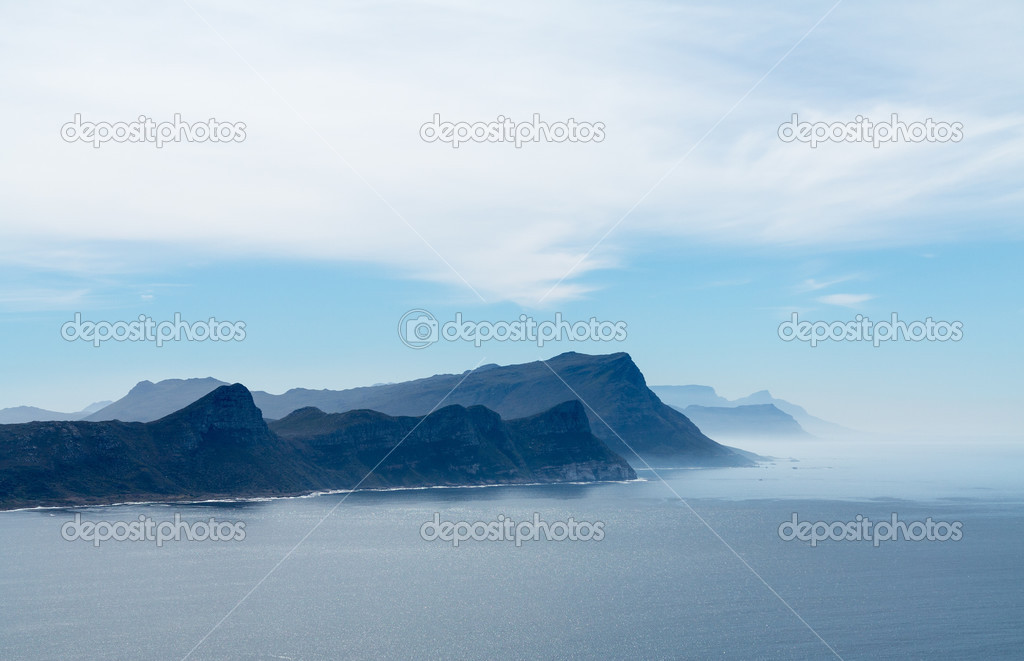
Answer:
xmin=1 ymin=435 xmax=1022 ymax=660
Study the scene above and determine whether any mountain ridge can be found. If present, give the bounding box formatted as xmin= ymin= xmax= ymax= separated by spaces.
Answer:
xmin=0 ymin=400 xmax=113 ymax=425
xmin=0 ymin=385 xmax=636 ymax=510
xmin=678 ymin=404 xmax=809 ymax=439
xmin=651 ymin=384 xmax=851 ymax=437
xmin=69 ymin=353 xmax=754 ymax=466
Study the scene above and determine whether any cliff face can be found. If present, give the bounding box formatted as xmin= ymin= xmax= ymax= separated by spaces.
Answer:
xmin=0 ymin=385 xmax=321 ymax=508
xmin=504 ymin=401 xmax=636 ymax=481
xmin=254 ymin=352 xmax=752 ymax=465
xmin=0 ymin=418 xmax=173 ymax=505
xmin=270 ymin=399 xmax=636 ymax=488
xmin=0 ymin=386 xmax=635 ymax=509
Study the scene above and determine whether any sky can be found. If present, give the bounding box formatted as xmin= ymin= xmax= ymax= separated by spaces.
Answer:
xmin=0 ymin=0 xmax=1021 ymax=436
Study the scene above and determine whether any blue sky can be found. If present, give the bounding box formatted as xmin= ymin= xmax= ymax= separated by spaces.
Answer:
xmin=0 ymin=0 xmax=1021 ymax=436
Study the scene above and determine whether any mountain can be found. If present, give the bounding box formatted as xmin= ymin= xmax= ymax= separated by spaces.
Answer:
xmin=0 ymin=401 xmax=115 ymax=424
xmin=0 ymin=406 xmax=81 ymax=424
xmin=650 ymin=385 xmax=851 ymax=437
xmin=60 ymin=353 xmax=752 ymax=466
xmin=251 ymin=352 xmax=750 ymax=465
xmin=0 ymin=385 xmax=635 ymax=509
xmin=678 ymin=404 xmax=808 ymax=439
xmin=0 ymin=385 xmax=320 ymax=509
xmin=270 ymin=399 xmax=635 ymax=487
xmin=79 ymin=400 xmax=113 ymax=415
xmin=85 ymin=378 xmax=228 ymax=422
xmin=650 ymin=385 xmax=731 ymax=408
xmin=728 ymin=390 xmax=850 ymax=436
xmin=731 ymin=390 xmax=810 ymax=418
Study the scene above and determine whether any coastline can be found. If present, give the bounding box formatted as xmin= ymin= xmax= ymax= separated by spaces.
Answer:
xmin=0 ymin=476 xmax=649 ymax=513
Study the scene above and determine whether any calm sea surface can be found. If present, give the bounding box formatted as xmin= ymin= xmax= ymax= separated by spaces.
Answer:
xmin=2 ymin=436 xmax=1022 ymax=660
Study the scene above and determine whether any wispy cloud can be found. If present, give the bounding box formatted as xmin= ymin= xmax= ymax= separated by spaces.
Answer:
xmin=0 ymin=288 xmax=92 ymax=312
xmin=795 ymin=275 xmax=859 ymax=293
xmin=816 ymin=293 xmax=875 ymax=307
xmin=1 ymin=1 xmax=1021 ymax=303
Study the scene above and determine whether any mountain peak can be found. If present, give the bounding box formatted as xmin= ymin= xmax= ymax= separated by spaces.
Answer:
xmin=175 ymin=383 xmax=260 ymax=419
xmin=149 ymin=384 xmax=271 ymax=446
xmin=741 ymin=390 xmax=775 ymax=404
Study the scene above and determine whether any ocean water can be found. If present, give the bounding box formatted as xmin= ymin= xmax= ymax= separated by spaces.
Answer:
xmin=1 ymin=436 xmax=1022 ymax=660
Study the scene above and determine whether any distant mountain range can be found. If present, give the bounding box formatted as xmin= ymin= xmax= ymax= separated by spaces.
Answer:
xmin=0 ymin=400 xmax=112 ymax=424
xmin=58 ymin=353 xmax=754 ymax=466
xmin=0 ymin=385 xmax=635 ymax=510
xmin=680 ymin=404 xmax=808 ymax=439
xmin=81 ymin=379 xmax=226 ymax=423
xmin=650 ymin=385 xmax=850 ymax=438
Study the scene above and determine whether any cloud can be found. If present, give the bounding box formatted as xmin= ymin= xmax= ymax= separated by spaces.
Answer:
xmin=1 ymin=0 xmax=1022 ymax=303
xmin=0 ymin=288 xmax=92 ymax=311
xmin=817 ymin=293 xmax=875 ymax=307
xmin=795 ymin=276 xmax=858 ymax=292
